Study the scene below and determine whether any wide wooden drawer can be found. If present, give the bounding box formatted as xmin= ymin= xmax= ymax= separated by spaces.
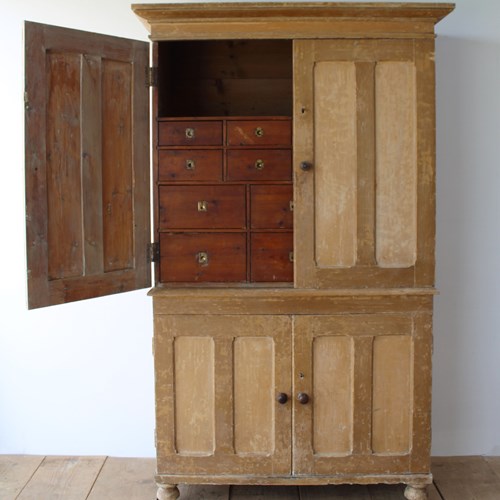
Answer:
xmin=159 ymin=185 xmax=246 ymax=229
xmin=251 ymin=233 xmax=293 ymax=282
xmin=251 ymin=185 xmax=293 ymax=229
xmin=158 ymin=120 xmax=222 ymax=146
xmin=160 ymin=233 xmax=246 ymax=282
xmin=227 ymin=120 xmax=291 ymax=146
xmin=227 ymin=150 xmax=292 ymax=181
xmin=158 ymin=150 xmax=223 ymax=182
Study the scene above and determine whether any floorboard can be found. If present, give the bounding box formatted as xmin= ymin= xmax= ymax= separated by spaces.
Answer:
xmin=0 ymin=455 xmax=44 ymax=499
xmin=0 ymin=456 xmax=499 ymax=499
xmin=87 ymin=457 xmax=156 ymax=500
xmin=16 ymin=456 xmax=105 ymax=500
xmin=432 ymin=456 xmax=500 ymax=500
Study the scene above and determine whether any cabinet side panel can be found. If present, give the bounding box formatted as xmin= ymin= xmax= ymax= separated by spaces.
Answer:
xmin=375 ymin=62 xmax=417 ymax=268
xmin=372 ymin=335 xmax=412 ymax=453
xmin=46 ymin=52 xmax=83 ymax=280
xmin=234 ymin=337 xmax=274 ymax=455
xmin=313 ymin=336 xmax=353 ymax=455
xmin=102 ymin=59 xmax=134 ymax=272
xmin=174 ymin=336 xmax=215 ymax=455
xmin=314 ymin=62 xmax=357 ymax=268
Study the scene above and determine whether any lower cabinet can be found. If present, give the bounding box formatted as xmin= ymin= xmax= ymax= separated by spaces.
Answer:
xmin=152 ymin=290 xmax=433 ymax=495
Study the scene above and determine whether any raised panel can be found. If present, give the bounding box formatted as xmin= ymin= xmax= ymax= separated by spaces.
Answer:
xmin=375 ymin=62 xmax=417 ymax=268
xmin=313 ymin=336 xmax=353 ymax=455
xmin=314 ymin=61 xmax=357 ymax=268
xmin=234 ymin=337 xmax=274 ymax=454
xmin=174 ymin=337 xmax=215 ymax=455
xmin=372 ymin=335 xmax=412 ymax=454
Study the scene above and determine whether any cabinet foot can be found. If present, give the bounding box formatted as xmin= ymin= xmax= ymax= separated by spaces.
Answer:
xmin=157 ymin=484 xmax=180 ymax=500
xmin=404 ymin=484 xmax=427 ymax=500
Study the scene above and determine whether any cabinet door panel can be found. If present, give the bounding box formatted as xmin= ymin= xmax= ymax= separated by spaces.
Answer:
xmin=293 ymin=314 xmax=430 ymax=476
xmin=25 ymin=22 xmax=150 ymax=308
xmin=154 ymin=315 xmax=292 ymax=476
xmin=294 ymin=39 xmax=435 ymax=288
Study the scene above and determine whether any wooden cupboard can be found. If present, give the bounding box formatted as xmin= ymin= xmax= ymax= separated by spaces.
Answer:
xmin=24 ymin=3 xmax=454 ymax=500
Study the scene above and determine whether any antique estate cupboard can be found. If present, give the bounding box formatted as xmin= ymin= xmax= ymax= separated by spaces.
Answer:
xmin=24 ymin=3 xmax=454 ymax=500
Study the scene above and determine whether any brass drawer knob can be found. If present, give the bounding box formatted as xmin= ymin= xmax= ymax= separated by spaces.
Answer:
xmin=289 ymin=200 xmax=294 ymax=212
xmin=297 ymin=392 xmax=309 ymax=405
xmin=255 ymin=127 xmax=264 ymax=138
xmin=197 ymin=201 xmax=208 ymax=212
xmin=255 ymin=159 xmax=265 ymax=171
xmin=185 ymin=127 xmax=195 ymax=139
xmin=289 ymin=251 xmax=294 ymax=263
xmin=276 ymin=393 xmax=288 ymax=405
xmin=197 ymin=252 xmax=209 ymax=266
xmin=186 ymin=159 xmax=195 ymax=170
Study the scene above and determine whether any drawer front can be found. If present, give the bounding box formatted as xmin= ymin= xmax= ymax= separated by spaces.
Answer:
xmin=160 ymin=233 xmax=246 ymax=282
xmin=251 ymin=233 xmax=293 ymax=282
xmin=159 ymin=121 xmax=222 ymax=146
xmin=227 ymin=120 xmax=292 ymax=146
xmin=251 ymin=185 xmax=293 ymax=229
xmin=159 ymin=150 xmax=223 ymax=182
xmin=227 ymin=150 xmax=292 ymax=181
xmin=159 ymin=185 xmax=246 ymax=230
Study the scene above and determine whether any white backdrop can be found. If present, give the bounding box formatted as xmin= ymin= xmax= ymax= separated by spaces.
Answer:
xmin=0 ymin=0 xmax=498 ymax=457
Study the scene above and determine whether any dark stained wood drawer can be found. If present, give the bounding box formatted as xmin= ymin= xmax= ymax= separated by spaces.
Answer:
xmin=251 ymin=233 xmax=293 ymax=282
xmin=160 ymin=233 xmax=246 ymax=282
xmin=251 ymin=185 xmax=293 ymax=229
xmin=159 ymin=120 xmax=222 ymax=146
xmin=226 ymin=150 xmax=292 ymax=181
xmin=227 ymin=120 xmax=292 ymax=146
xmin=159 ymin=150 xmax=223 ymax=182
xmin=159 ymin=185 xmax=246 ymax=230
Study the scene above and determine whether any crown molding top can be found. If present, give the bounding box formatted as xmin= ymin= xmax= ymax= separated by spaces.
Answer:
xmin=132 ymin=2 xmax=455 ymax=40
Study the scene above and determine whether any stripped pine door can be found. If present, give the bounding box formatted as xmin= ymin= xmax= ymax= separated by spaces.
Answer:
xmin=154 ymin=315 xmax=292 ymax=476
xmin=293 ymin=39 xmax=436 ymax=289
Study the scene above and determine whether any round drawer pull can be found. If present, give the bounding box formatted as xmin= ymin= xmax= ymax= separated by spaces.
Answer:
xmin=196 ymin=252 xmax=209 ymax=266
xmin=297 ymin=392 xmax=309 ymax=405
xmin=255 ymin=159 xmax=265 ymax=170
xmin=300 ymin=161 xmax=312 ymax=171
xmin=255 ymin=127 xmax=264 ymax=138
xmin=185 ymin=127 xmax=195 ymax=139
xmin=276 ymin=393 xmax=288 ymax=405
xmin=186 ymin=159 xmax=195 ymax=170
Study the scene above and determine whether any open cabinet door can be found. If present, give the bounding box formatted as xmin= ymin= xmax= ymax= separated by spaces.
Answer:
xmin=25 ymin=22 xmax=150 ymax=309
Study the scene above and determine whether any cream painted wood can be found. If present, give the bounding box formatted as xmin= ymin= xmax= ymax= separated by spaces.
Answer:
xmin=375 ymin=61 xmax=417 ymax=268
xmin=154 ymin=315 xmax=292 ymax=476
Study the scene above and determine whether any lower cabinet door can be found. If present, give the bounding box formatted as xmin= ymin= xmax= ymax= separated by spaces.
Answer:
xmin=154 ymin=314 xmax=292 ymax=476
xmin=293 ymin=313 xmax=432 ymax=476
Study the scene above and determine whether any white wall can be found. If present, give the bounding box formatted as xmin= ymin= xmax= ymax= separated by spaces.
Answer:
xmin=0 ymin=0 xmax=498 ymax=457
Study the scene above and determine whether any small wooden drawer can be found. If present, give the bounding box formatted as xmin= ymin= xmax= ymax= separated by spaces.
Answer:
xmin=227 ymin=120 xmax=292 ymax=146
xmin=251 ymin=233 xmax=293 ymax=282
xmin=160 ymin=233 xmax=246 ymax=282
xmin=227 ymin=150 xmax=292 ymax=181
xmin=158 ymin=150 xmax=223 ymax=182
xmin=159 ymin=185 xmax=246 ymax=230
xmin=251 ymin=185 xmax=293 ymax=229
xmin=158 ymin=120 xmax=222 ymax=146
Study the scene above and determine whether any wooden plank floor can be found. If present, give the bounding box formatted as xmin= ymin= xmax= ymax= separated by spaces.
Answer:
xmin=1 ymin=456 xmax=499 ymax=499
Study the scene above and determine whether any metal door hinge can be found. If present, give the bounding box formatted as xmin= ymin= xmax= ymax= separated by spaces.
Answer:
xmin=146 ymin=66 xmax=158 ymax=87
xmin=147 ymin=242 xmax=160 ymax=263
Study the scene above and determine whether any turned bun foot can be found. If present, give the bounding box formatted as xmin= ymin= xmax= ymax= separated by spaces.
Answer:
xmin=157 ymin=484 xmax=180 ymax=500
xmin=404 ymin=484 xmax=428 ymax=500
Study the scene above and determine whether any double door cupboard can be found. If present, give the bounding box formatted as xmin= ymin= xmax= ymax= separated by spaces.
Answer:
xmin=24 ymin=3 xmax=454 ymax=500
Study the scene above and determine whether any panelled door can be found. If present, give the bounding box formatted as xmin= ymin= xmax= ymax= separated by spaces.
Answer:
xmin=293 ymin=39 xmax=436 ymax=289
xmin=293 ymin=314 xmax=433 ymax=476
xmin=154 ymin=314 xmax=292 ymax=476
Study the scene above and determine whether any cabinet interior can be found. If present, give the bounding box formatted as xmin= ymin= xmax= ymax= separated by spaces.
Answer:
xmin=157 ymin=40 xmax=293 ymax=117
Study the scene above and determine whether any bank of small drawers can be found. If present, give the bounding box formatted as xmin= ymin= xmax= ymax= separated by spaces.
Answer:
xmin=157 ymin=117 xmax=293 ymax=283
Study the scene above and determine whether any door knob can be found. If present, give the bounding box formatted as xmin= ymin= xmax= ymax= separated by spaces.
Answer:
xmin=297 ymin=392 xmax=309 ymax=404
xmin=300 ymin=161 xmax=312 ymax=171
xmin=276 ymin=393 xmax=288 ymax=405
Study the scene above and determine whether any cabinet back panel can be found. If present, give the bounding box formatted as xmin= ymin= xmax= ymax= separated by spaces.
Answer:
xmin=158 ymin=40 xmax=292 ymax=117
